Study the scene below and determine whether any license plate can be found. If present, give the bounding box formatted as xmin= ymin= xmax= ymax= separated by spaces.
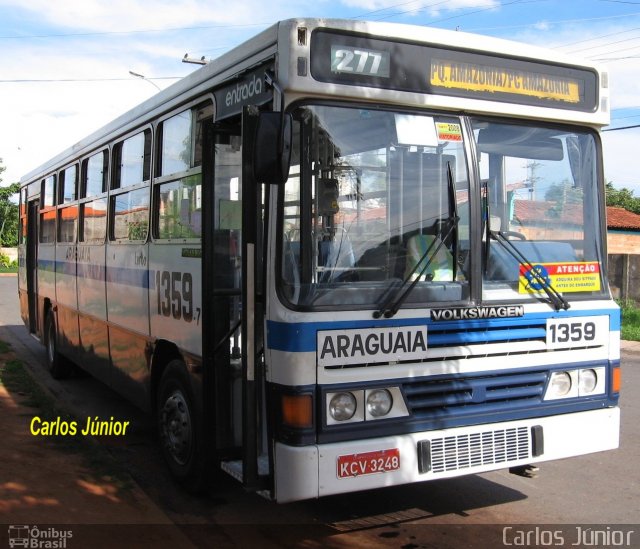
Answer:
xmin=337 ymin=448 xmax=400 ymax=479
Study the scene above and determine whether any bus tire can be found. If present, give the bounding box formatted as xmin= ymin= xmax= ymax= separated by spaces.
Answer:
xmin=44 ymin=311 xmax=70 ymax=379
xmin=157 ymin=361 xmax=206 ymax=492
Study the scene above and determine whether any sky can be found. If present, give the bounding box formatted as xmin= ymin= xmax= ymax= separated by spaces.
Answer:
xmin=1 ymin=0 xmax=639 ymax=192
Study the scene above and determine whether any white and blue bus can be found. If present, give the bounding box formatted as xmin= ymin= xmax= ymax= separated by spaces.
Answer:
xmin=18 ymin=18 xmax=620 ymax=502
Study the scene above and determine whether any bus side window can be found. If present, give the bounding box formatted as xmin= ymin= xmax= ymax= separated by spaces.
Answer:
xmin=110 ymin=188 xmax=150 ymax=242
xmin=110 ymin=130 xmax=151 ymax=242
xmin=154 ymin=104 xmax=209 ymax=241
xmin=40 ymin=175 xmax=56 ymax=244
xmin=57 ymin=205 xmax=78 ymax=243
xmin=112 ymin=130 xmax=151 ymax=190
xmin=59 ymin=164 xmax=78 ymax=204
xmin=82 ymin=150 xmax=108 ymax=198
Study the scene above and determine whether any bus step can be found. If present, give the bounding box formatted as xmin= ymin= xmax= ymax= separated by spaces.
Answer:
xmin=220 ymin=455 xmax=270 ymax=483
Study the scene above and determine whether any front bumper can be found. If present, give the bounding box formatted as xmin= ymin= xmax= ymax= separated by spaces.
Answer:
xmin=274 ymin=407 xmax=620 ymax=503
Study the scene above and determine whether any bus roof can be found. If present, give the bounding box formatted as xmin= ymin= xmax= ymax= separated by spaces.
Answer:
xmin=21 ymin=18 xmax=608 ymax=185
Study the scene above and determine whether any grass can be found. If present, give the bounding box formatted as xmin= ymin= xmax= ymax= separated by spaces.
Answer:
xmin=0 ymin=340 xmax=133 ymax=491
xmin=619 ymin=299 xmax=640 ymax=341
xmin=0 ymin=264 xmax=17 ymax=273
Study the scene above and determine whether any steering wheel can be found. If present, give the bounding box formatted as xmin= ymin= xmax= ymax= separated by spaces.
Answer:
xmin=502 ymin=230 xmax=526 ymax=240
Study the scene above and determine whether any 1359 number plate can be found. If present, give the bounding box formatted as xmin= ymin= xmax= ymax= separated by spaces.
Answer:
xmin=546 ymin=316 xmax=608 ymax=349
xmin=337 ymin=448 xmax=400 ymax=479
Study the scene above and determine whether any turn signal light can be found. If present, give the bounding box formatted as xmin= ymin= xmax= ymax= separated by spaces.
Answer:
xmin=612 ymin=367 xmax=621 ymax=393
xmin=282 ymin=394 xmax=313 ymax=428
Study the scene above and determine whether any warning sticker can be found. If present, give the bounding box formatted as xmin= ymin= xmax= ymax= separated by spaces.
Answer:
xmin=436 ymin=122 xmax=463 ymax=142
xmin=519 ymin=262 xmax=601 ymax=294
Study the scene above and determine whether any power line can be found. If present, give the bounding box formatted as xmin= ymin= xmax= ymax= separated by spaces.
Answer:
xmin=0 ymin=77 xmax=181 ymax=83
xmin=0 ymin=22 xmax=269 ymax=40
xmin=425 ymin=0 xmax=535 ymax=26
xmin=555 ymin=25 xmax=640 ymax=49
xmin=566 ymin=33 xmax=640 ymax=54
xmin=587 ymin=42 xmax=640 ymax=58
xmin=603 ymin=124 xmax=640 ymax=131
xmin=353 ymin=0 xmax=425 ymax=19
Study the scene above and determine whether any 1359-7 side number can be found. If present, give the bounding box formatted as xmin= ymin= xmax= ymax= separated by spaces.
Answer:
xmin=546 ymin=316 xmax=608 ymax=349
xmin=155 ymin=270 xmax=201 ymax=324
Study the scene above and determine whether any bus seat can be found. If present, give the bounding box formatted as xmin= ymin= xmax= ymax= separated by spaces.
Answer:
xmin=405 ymin=234 xmax=454 ymax=281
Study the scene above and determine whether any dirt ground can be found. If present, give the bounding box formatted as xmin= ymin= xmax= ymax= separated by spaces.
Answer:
xmin=0 ymin=345 xmax=195 ymax=548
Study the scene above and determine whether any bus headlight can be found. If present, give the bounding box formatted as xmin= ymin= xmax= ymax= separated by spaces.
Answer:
xmin=579 ymin=369 xmax=598 ymax=394
xmin=544 ymin=366 xmax=606 ymax=400
xmin=549 ymin=371 xmax=572 ymax=397
xmin=366 ymin=389 xmax=393 ymax=418
xmin=329 ymin=392 xmax=357 ymax=421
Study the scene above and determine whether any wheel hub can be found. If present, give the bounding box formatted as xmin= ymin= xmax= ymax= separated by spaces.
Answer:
xmin=161 ymin=390 xmax=192 ymax=465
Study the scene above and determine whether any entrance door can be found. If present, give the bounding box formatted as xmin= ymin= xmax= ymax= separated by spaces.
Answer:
xmin=26 ymin=199 xmax=39 ymax=333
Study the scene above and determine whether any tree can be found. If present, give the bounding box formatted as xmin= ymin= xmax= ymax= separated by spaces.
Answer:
xmin=605 ymin=182 xmax=640 ymax=215
xmin=0 ymin=160 xmax=19 ymax=247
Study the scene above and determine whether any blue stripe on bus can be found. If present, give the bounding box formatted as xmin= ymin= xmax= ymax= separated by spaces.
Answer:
xmin=105 ymin=266 xmax=150 ymax=289
xmin=38 ymin=259 xmax=151 ymax=289
xmin=77 ymin=263 xmax=106 ymax=281
xmin=267 ymin=308 xmax=620 ymax=353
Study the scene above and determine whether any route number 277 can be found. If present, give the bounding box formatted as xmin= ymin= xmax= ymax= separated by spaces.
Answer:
xmin=155 ymin=270 xmax=200 ymax=324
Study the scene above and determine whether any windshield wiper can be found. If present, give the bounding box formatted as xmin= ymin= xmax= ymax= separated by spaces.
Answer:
xmin=374 ymin=162 xmax=459 ymax=319
xmin=489 ymin=230 xmax=570 ymax=311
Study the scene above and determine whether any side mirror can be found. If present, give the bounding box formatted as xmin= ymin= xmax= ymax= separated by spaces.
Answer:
xmin=253 ymin=111 xmax=292 ymax=185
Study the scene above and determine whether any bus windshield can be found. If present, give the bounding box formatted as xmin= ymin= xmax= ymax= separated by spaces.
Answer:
xmin=279 ymin=106 xmax=606 ymax=310
xmin=280 ymin=104 xmax=471 ymax=309
xmin=473 ymin=119 xmax=605 ymax=303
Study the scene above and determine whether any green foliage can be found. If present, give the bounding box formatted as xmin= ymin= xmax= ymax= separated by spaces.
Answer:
xmin=0 ymin=252 xmax=17 ymax=272
xmin=0 ymin=159 xmax=19 ymax=247
xmin=618 ymin=299 xmax=640 ymax=341
xmin=606 ymin=182 xmax=640 ymax=215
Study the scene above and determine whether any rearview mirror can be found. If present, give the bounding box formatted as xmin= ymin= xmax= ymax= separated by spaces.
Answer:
xmin=253 ymin=112 xmax=292 ymax=185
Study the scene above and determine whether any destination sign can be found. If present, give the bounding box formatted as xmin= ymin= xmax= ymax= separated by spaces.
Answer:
xmin=311 ymin=30 xmax=597 ymax=111
xmin=331 ymin=45 xmax=390 ymax=77
xmin=430 ymin=59 xmax=581 ymax=104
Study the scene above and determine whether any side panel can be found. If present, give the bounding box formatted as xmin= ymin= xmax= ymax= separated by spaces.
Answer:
xmin=37 ymin=242 xmax=56 ymax=333
xmin=55 ymin=241 xmax=79 ymax=357
xmin=77 ymin=243 xmax=111 ymax=385
xmin=148 ymin=243 xmax=202 ymax=356
xmin=106 ymin=241 xmax=150 ymax=408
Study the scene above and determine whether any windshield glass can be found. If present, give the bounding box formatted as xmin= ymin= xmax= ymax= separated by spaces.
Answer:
xmin=280 ymin=105 xmax=471 ymax=309
xmin=472 ymin=119 xmax=605 ymax=302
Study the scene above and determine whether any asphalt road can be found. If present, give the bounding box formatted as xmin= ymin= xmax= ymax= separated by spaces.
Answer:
xmin=1 ymin=275 xmax=638 ymax=548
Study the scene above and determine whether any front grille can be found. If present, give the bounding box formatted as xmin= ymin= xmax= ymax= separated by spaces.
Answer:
xmin=430 ymin=426 xmax=531 ymax=473
xmin=404 ymin=370 xmax=548 ymax=419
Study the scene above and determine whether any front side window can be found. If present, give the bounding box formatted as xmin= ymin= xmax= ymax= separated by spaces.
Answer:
xmin=280 ymin=104 xmax=470 ymax=309
xmin=473 ymin=119 xmax=604 ymax=302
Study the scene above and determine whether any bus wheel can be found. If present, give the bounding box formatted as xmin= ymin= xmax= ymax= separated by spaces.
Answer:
xmin=157 ymin=361 xmax=205 ymax=491
xmin=44 ymin=311 xmax=70 ymax=379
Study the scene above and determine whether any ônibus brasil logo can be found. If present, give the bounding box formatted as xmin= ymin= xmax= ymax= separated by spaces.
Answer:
xmin=8 ymin=525 xmax=72 ymax=548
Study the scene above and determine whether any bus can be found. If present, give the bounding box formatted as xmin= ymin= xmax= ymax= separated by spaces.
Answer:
xmin=18 ymin=18 xmax=620 ymax=502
